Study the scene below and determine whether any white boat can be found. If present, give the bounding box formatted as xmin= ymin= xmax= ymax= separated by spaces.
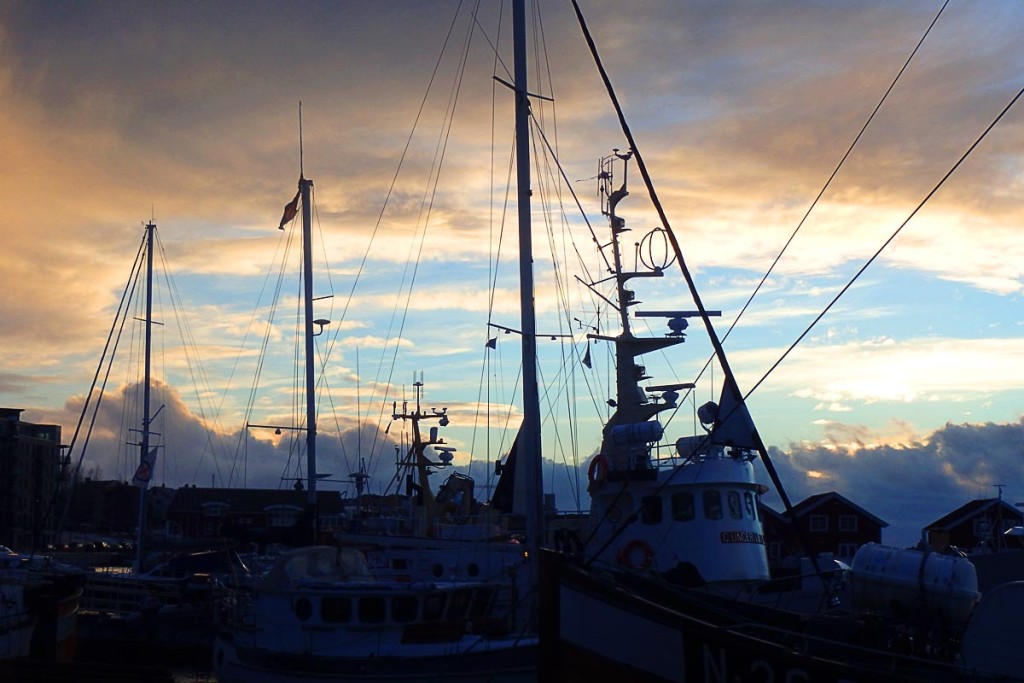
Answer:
xmin=215 ymin=546 xmax=534 ymax=683
xmin=214 ymin=11 xmax=544 ymax=667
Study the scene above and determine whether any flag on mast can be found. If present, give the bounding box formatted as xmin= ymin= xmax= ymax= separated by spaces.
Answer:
xmin=278 ymin=190 xmax=301 ymax=230
xmin=132 ymin=447 xmax=159 ymax=488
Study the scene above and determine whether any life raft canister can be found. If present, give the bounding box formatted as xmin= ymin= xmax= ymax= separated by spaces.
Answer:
xmin=617 ymin=539 xmax=655 ymax=570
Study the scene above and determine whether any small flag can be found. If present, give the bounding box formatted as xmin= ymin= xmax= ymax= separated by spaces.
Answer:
xmin=582 ymin=345 xmax=592 ymax=369
xmin=132 ymin=447 xmax=159 ymax=488
xmin=486 ymin=338 xmax=497 ymax=349
xmin=278 ymin=190 xmax=300 ymax=230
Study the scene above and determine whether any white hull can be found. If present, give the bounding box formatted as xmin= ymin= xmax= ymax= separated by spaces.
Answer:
xmin=214 ymin=635 xmax=537 ymax=683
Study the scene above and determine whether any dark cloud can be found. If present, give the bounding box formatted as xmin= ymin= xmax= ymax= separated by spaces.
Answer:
xmin=758 ymin=419 xmax=1024 ymax=547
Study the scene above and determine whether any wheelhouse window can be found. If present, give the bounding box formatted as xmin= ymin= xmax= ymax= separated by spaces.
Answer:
xmin=809 ymin=514 xmax=828 ymax=532
xmin=744 ymin=492 xmax=757 ymax=520
xmin=727 ymin=491 xmax=743 ymax=520
xmin=641 ymin=496 xmax=663 ymax=525
xmin=671 ymin=492 xmax=695 ymax=522
xmin=703 ymin=490 xmax=723 ymax=520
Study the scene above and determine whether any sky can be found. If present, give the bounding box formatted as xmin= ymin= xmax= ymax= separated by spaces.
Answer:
xmin=1 ymin=0 xmax=1023 ymax=548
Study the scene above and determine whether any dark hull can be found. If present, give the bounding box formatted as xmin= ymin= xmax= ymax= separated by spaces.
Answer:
xmin=538 ymin=551 xmax=1013 ymax=683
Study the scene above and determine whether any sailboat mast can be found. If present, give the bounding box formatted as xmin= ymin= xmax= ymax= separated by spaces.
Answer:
xmin=513 ymin=0 xmax=545 ymax=563
xmin=300 ymin=176 xmax=318 ymax=539
xmin=135 ymin=220 xmax=155 ymax=572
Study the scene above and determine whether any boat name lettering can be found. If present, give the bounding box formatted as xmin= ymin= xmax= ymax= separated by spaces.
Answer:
xmin=719 ymin=530 xmax=764 ymax=544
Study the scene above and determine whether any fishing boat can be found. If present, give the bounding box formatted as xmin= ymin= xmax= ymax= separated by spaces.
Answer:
xmin=534 ymin=3 xmax=1024 ymax=682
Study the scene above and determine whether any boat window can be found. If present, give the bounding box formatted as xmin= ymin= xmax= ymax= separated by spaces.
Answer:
xmin=671 ymin=492 xmax=695 ymax=522
xmin=423 ymin=593 xmax=448 ymax=621
xmin=703 ymin=490 xmax=723 ymax=520
xmin=469 ymin=588 xmax=494 ymax=619
xmin=293 ymin=597 xmax=312 ymax=622
xmin=744 ymin=492 xmax=757 ymax=520
xmin=447 ymin=589 xmax=473 ymax=620
xmin=727 ymin=491 xmax=743 ymax=520
xmin=392 ymin=596 xmax=418 ymax=623
xmin=321 ymin=597 xmax=352 ymax=623
xmin=640 ymin=496 xmax=663 ymax=525
xmin=358 ymin=597 xmax=386 ymax=624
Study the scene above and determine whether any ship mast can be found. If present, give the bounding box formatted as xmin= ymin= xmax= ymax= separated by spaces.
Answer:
xmin=134 ymin=221 xmax=156 ymax=572
xmin=299 ymin=175 xmax=318 ymax=542
xmin=512 ymin=0 xmax=545 ymax=577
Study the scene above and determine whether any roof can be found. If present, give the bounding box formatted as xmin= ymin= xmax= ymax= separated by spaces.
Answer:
xmin=757 ymin=502 xmax=789 ymax=524
xmin=168 ymin=486 xmax=345 ymax=515
xmin=790 ymin=491 xmax=888 ymax=528
xmin=925 ymin=498 xmax=1024 ymax=531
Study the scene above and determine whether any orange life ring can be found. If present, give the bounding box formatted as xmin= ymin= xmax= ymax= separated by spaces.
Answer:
xmin=587 ymin=455 xmax=609 ymax=488
xmin=617 ymin=539 xmax=655 ymax=570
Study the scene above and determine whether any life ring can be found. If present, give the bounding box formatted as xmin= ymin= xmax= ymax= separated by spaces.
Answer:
xmin=587 ymin=455 xmax=609 ymax=488
xmin=617 ymin=539 xmax=655 ymax=570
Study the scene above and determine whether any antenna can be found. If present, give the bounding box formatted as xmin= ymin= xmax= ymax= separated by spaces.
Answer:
xmin=298 ymin=101 xmax=304 ymax=177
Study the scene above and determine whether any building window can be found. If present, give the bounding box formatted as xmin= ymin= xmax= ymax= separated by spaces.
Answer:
xmin=838 ymin=515 xmax=858 ymax=532
xmin=838 ymin=543 xmax=859 ymax=558
xmin=201 ymin=502 xmax=229 ymax=518
xmin=641 ymin=496 xmax=663 ymax=525
xmin=973 ymin=519 xmax=992 ymax=537
xmin=809 ymin=514 xmax=828 ymax=532
xmin=703 ymin=490 xmax=723 ymax=520
xmin=265 ymin=505 xmax=302 ymax=528
xmin=671 ymin=492 xmax=695 ymax=522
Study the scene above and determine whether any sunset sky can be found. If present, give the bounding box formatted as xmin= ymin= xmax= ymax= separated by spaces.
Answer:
xmin=2 ymin=0 xmax=1023 ymax=546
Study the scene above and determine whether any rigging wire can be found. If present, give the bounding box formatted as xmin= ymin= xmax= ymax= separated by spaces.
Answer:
xmin=743 ymin=82 xmax=1024 ymax=407
xmin=720 ymin=0 xmax=952 ymax=346
xmin=646 ymin=0 xmax=954 ymax=440
xmin=155 ymin=232 xmax=229 ymax=487
xmin=358 ymin=0 xmax=473 ymax=484
xmin=53 ymin=231 xmax=146 ymax=538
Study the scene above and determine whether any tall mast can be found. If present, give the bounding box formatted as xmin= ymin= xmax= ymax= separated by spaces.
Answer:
xmin=134 ymin=221 xmax=155 ymax=572
xmin=513 ymin=0 xmax=545 ymax=570
xmin=300 ymin=175 xmax=318 ymax=541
